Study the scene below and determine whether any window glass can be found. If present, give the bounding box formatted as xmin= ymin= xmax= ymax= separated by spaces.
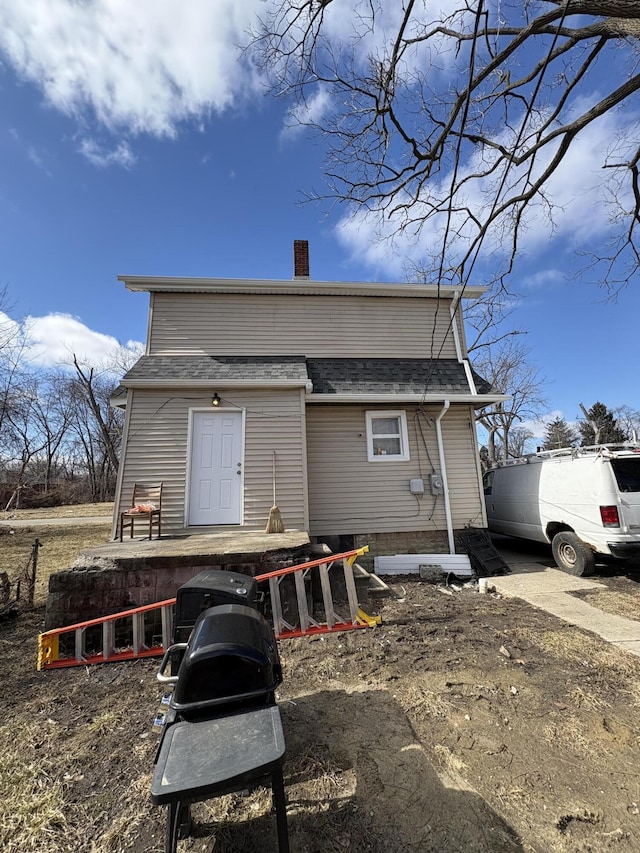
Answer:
xmin=371 ymin=417 xmax=400 ymax=436
xmin=611 ymin=459 xmax=640 ymax=493
xmin=372 ymin=437 xmax=401 ymax=456
xmin=366 ymin=411 xmax=409 ymax=462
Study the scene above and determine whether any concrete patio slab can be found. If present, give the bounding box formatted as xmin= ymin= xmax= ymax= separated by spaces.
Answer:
xmin=77 ymin=529 xmax=311 ymax=566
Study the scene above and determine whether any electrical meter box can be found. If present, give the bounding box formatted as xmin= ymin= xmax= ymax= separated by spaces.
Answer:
xmin=429 ymin=473 xmax=444 ymax=495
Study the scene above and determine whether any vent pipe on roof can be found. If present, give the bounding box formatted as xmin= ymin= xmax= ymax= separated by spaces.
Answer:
xmin=293 ymin=240 xmax=310 ymax=279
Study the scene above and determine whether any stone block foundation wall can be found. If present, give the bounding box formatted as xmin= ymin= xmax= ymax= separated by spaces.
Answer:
xmin=44 ymin=547 xmax=310 ymax=630
xmin=45 ymin=565 xmax=214 ymax=630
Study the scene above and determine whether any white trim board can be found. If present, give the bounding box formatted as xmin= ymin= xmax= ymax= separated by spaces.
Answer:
xmin=374 ymin=554 xmax=473 ymax=577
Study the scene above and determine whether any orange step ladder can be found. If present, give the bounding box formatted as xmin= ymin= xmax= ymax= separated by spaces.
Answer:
xmin=37 ymin=546 xmax=379 ymax=671
xmin=258 ymin=546 xmax=374 ymax=639
xmin=37 ymin=598 xmax=176 ymax=671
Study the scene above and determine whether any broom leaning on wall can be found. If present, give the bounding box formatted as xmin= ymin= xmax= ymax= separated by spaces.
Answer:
xmin=265 ymin=450 xmax=285 ymax=534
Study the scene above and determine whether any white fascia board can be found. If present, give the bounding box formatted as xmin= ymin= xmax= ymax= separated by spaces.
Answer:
xmin=118 ymin=275 xmax=486 ymax=301
xmin=306 ymin=393 xmax=509 ymax=405
xmin=122 ymin=378 xmax=310 ymax=390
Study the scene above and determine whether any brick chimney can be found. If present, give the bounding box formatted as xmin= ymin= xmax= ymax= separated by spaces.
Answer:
xmin=293 ymin=240 xmax=310 ymax=278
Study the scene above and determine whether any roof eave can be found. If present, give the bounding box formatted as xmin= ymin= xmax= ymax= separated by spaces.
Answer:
xmin=122 ymin=378 xmax=311 ymax=390
xmin=118 ymin=275 xmax=486 ymax=300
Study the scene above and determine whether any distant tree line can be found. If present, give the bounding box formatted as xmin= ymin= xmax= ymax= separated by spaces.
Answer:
xmin=479 ymin=394 xmax=639 ymax=469
xmin=0 ymin=287 xmax=136 ymax=509
xmin=542 ymin=403 xmax=638 ymax=452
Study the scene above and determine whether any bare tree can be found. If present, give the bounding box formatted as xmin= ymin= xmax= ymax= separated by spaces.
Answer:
xmin=3 ymin=375 xmax=51 ymax=509
xmin=474 ymin=339 xmax=548 ymax=465
xmin=507 ymin=426 xmax=536 ymax=458
xmin=613 ymin=404 xmax=640 ymax=441
xmin=63 ymin=356 xmax=125 ymax=501
xmin=254 ymin=1 xmax=640 ymax=291
xmin=27 ymin=373 xmax=75 ymax=491
xmin=0 ymin=286 xmax=28 ymax=441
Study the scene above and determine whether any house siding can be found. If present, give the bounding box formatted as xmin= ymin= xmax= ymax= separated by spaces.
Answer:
xmin=306 ymin=404 xmax=483 ymax=537
xmin=115 ymin=387 xmax=307 ymax=535
xmin=148 ymin=292 xmax=458 ymax=358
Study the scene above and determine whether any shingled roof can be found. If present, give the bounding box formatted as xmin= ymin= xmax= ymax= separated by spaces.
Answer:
xmin=122 ymin=355 xmax=308 ymax=383
xmin=121 ymin=355 xmax=495 ymax=397
xmin=306 ymin=358 xmax=491 ymax=395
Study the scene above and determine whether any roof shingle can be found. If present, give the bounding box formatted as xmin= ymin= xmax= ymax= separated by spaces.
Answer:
xmin=121 ymin=355 xmax=495 ymax=396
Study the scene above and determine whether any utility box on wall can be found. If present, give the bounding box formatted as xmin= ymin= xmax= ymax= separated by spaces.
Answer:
xmin=409 ymin=478 xmax=424 ymax=495
xmin=429 ymin=473 xmax=444 ymax=495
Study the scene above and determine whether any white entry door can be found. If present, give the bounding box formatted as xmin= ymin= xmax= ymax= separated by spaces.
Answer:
xmin=188 ymin=411 xmax=243 ymax=525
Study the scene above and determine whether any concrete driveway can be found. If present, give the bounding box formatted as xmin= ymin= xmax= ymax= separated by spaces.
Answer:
xmin=489 ymin=534 xmax=640 ymax=658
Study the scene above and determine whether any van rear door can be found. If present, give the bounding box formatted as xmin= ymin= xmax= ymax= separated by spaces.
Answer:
xmin=609 ymin=457 xmax=640 ymax=532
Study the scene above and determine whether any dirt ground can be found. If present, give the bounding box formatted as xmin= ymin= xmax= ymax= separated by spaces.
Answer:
xmin=4 ymin=565 xmax=640 ymax=853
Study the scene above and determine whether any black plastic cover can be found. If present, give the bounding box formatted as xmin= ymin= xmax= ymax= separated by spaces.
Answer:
xmin=174 ymin=570 xmax=258 ymax=643
xmin=171 ymin=603 xmax=282 ymax=717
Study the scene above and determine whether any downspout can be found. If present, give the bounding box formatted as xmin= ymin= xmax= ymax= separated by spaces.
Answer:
xmin=449 ymin=291 xmax=463 ymax=361
xmin=435 ymin=400 xmax=455 ymax=554
xmin=450 ymin=290 xmax=477 ymax=394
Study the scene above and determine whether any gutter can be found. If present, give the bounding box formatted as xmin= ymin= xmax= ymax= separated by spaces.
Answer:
xmin=305 ymin=393 xmax=508 ymax=406
xmin=435 ymin=400 xmax=455 ymax=554
xmin=120 ymin=383 xmax=508 ymax=405
xmin=449 ymin=290 xmax=478 ymax=395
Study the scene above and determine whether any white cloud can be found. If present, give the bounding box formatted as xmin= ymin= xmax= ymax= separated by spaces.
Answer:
xmin=521 ymin=269 xmax=565 ymax=290
xmin=7 ymin=312 xmax=144 ymax=371
xmin=281 ymin=86 xmax=332 ymax=140
xmin=335 ymin=211 xmax=411 ymax=279
xmin=518 ymin=411 xmax=565 ymax=441
xmin=27 ymin=145 xmax=53 ymax=177
xmin=79 ymin=138 xmax=136 ymax=168
xmin=335 ymin=105 xmax=637 ymax=281
xmin=0 ymin=1 xmax=266 ymax=138
xmin=0 ymin=0 xmax=473 ymax=157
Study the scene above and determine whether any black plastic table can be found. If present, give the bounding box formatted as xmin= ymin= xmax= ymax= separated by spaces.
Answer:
xmin=151 ymin=704 xmax=289 ymax=853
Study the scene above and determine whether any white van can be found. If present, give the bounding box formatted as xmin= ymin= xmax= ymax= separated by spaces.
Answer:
xmin=483 ymin=445 xmax=640 ymax=576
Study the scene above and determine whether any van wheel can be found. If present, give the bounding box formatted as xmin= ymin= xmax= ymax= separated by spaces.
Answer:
xmin=551 ymin=532 xmax=596 ymax=576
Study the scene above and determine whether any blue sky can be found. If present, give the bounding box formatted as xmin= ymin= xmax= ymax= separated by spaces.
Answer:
xmin=1 ymin=2 xmax=639 ymax=439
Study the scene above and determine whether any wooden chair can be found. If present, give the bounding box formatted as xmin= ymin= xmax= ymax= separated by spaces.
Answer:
xmin=119 ymin=483 xmax=163 ymax=541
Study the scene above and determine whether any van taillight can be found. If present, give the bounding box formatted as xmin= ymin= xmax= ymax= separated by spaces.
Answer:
xmin=600 ymin=505 xmax=620 ymax=527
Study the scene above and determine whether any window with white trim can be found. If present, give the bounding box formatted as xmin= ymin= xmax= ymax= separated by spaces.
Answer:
xmin=366 ymin=410 xmax=410 ymax=462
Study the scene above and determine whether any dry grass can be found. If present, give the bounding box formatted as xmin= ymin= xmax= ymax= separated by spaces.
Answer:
xmin=513 ymin=626 xmax=640 ymax=678
xmin=434 ymin=743 xmax=467 ymax=775
xmin=0 ymin=502 xmax=113 ymax=520
xmin=87 ymin=710 xmax=121 ymax=736
xmin=627 ymin=680 xmax=640 ymax=708
xmin=91 ymin=773 xmax=155 ymax=852
xmin=401 ymin=676 xmax=453 ymax=721
xmin=542 ymin=717 xmax=591 ymax=756
xmin=0 ymin=720 xmax=83 ymax=853
xmin=568 ymin=686 xmax=608 ymax=711
xmin=0 ymin=520 xmax=111 ymax=607
xmin=578 ymin=590 xmax=640 ymax=622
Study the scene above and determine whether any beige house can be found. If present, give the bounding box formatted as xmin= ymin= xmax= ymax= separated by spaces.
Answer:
xmin=112 ymin=242 xmax=505 ymax=556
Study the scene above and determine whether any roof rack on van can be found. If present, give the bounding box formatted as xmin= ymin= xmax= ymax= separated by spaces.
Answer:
xmin=494 ymin=442 xmax=640 ymax=467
